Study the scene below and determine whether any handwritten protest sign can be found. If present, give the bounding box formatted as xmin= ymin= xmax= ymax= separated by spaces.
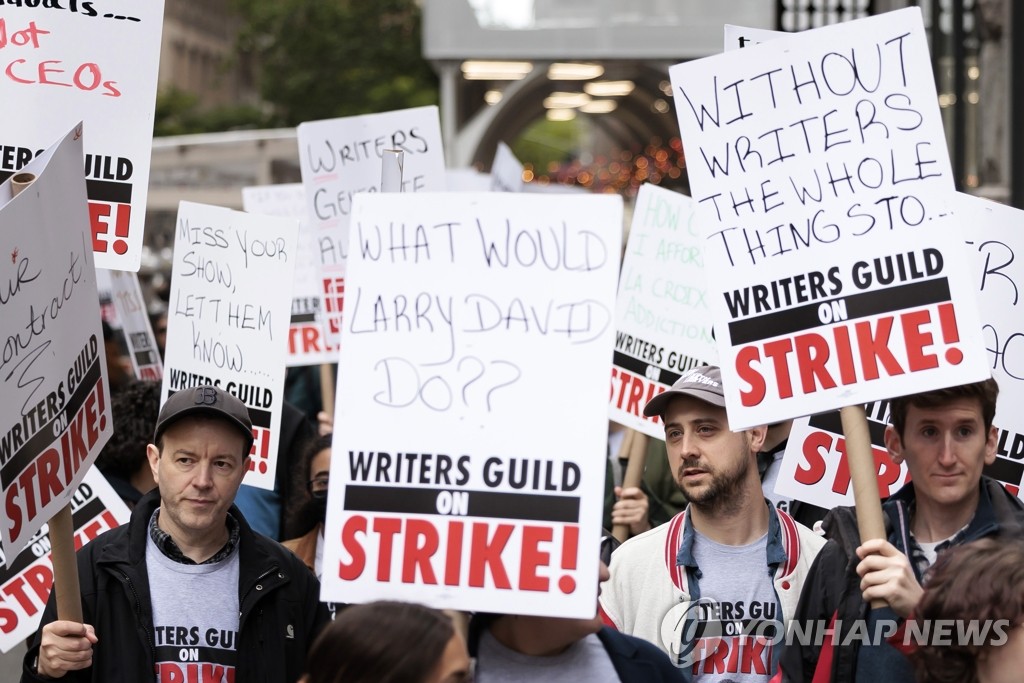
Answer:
xmin=772 ymin=192 xmax=1024 ymax=508
xmin=106 ymin=270 xmax=163 ymax=381
xmin=0 ymin=468 xmax=129 ymax=651
xmin=297 ymin=106 xmax=446 ymax=344
xmin=956 ymin=193 xmax=1024 ymax=496
xmin=0 ymin=125 xmax=113 ymax=555
xmin=670 ymin=8 xmax=988 ymax=429
xmin=242 ymin=183 xmax=338 ymax=365
xmin=610 ymin=184 xmax=715 ymax=437
xmin=490 ymin=142 xmax=524 ymax=193
xmin=161 ymin=202 xmax=299 ymax=490
xmin=320 ymin=192 xmax=622 ymax=617
xmin=0 ymin=2 xmax=165 ymax=271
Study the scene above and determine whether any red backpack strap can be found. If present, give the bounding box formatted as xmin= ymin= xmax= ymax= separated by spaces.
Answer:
xmin=811 ymin=611 xmax=840 ymax=683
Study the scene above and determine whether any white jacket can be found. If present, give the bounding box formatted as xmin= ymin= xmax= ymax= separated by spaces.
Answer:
xmin=599 ymin=505 xmax=825 ymax=665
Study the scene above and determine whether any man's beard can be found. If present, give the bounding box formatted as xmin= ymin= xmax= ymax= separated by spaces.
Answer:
xmin=676 ymin=453 xmax=751 ymax=516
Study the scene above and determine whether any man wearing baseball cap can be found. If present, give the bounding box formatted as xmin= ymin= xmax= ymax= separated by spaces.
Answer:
xmin=23 ymin=385 xmax=331 ymax=683
xmin=599 ymin=366 xmax=824 ymax=682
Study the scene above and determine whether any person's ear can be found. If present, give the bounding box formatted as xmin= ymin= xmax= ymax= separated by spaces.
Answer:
xmin=884 ymin=425 xmax=904 ymax=465
xmin=984 ymin=425 xmax=998 ymax=466
xmin=748 ymin=425 xmax=768 ymax=453
xmin=147 ymin=443 xmax=161 ymax=483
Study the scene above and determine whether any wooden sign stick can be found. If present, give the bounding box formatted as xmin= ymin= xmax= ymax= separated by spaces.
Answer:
xmin=613 ymin=429 xmax=649 ymax=542
xmin=840 ymin=404 xmax=887 ymax=608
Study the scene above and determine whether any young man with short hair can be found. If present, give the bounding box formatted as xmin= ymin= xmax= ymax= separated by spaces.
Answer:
xmin=600 ymin=366 xmax=825 ymax=682
xmin=781 ymin=378 xmax=1024 ymax=683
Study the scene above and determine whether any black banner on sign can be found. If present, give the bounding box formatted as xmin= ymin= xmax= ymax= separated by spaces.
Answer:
xmin=1 ymin=360 xmax=102 ymax=489
xmin=343 ymin=484 xmax=580 ymax=523
xmin=728 ymin=278 xmax=952 ymax=345
xmin=612 ymin=351 xmax=681 ymax=387
xmin=86 ymin=180 xmax=133 ymax=204
xmin=984 ymin=458 xmax=1024 ymax=487
xmin=807 ymin=410 xmax=888 ymax=447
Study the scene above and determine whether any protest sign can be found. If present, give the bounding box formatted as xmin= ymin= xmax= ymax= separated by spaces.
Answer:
xmin=956 ymin=193 xmax=1024 ymax=496
xmin=243 ymin=183 xmax=338 ymax=365
xmin=106 ymin=270 xmax=163 ymax=381
xmin=447 ymin=168 xmax=492 ymax=192
xmin=670 ymin=8 xmax=989 ymax=429
xmin=0 ymin=2 xmax=165 ymax=272
xmin=0 ymin=468 xmax=129 ymax=651
xmin=297 ymin=106 xmax=447 ymax=344
xmin=724 ymin=24 xmax=785 ymax=51
xmin=609 ymin=184 xmax=715 ymax=438
xmin=161 ymin=202 xmax=299 ymax=491
xmin=320 ymin=192 xmax=622 ymax=617
xmin=772 ymin=193 xmax=1024 ymax=508
xmin=774 ymin=402 xmax=908 ymax=509
xmin=0 ymin=125 xmax=113 ymax=555
xmin=490 ymin=142 xmax=524 ymax=193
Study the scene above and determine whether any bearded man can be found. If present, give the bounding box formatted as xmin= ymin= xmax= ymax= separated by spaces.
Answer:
xmin=599 ymin=366 xmax=824 ymax=683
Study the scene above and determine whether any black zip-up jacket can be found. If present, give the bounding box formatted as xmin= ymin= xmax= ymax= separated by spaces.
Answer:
xmin=21 ymin=490 xmax=331 ymax=682
xmin=779 ymin=477 xmax=1024 ymax=683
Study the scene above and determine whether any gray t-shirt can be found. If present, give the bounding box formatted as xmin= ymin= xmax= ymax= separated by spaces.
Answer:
xmin=475 ymin=630 xmax=621 ymax=682
xmin=687 ymin=531 xmax=781 ymax=683
xmin=147 ymin=536 xmax=241 ymax=683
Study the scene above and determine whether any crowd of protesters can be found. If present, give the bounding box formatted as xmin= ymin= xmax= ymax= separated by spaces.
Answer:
xmin=11 ymin=313 xmax=1021 ymax=683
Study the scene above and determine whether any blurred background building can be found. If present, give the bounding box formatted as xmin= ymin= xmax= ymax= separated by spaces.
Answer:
xmin=143 ymin=0 xmax=1023 ymax=269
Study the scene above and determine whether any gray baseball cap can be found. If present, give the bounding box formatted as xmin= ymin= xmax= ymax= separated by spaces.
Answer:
xmin=642 ymin=365 xmax=726 ymax=418
xmin=154 ymin=385 xmax=254 ymax=453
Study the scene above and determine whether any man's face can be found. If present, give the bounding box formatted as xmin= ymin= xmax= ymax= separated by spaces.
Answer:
xmin=147 ymin=417 xmax=249 ymax=542
xmin=885 ymin=398 xmax=997 ymax=511
xmin=662 ymin=395 xmax=765 ymax=512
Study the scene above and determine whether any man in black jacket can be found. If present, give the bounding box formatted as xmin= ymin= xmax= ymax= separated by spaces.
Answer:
xmin=781 ymin=378 xmax=1024 ymax=683
xmin=22 ymin=385 xmax=331 ymax=682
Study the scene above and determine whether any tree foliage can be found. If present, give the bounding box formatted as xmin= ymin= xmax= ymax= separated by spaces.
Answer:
xmin=232 ymin=0 xmax=438 ymax=126
xmin=154 ymin=88 xmax=272 ymax=136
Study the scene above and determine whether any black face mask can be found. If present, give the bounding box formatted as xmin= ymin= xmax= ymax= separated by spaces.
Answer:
xmin=311 ymin=492 xmax=328 ymax=524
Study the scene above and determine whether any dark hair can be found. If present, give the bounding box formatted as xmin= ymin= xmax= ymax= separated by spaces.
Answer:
xmin=283 ymin=433 xmax=333 ymax=539
xmin=888 ymin=378 xmax=999 ymax=439
xmin=305 ymin=601 xmax=456 ymax=683
xmin=95 ymin=379 xmax=162 ymax=479
xmin=911 ymin=536 xmax=1024 ymax=683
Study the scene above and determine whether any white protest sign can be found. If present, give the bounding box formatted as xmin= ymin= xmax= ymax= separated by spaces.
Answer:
xmin=724 ymin=24 xmax=786 ymax=51
xmin=774 ymin=193 xmax=1024 ymax=508
xmin=956 ymin=193 xmax=1024 ymax=496
xmin=321 ymin=192 xmax=622 ymax=617
xmin=490 ymin=142 xmax=524 ymax=192
xmin=106 ymin=270 xmax=163 ymax=381
xmin=609 ymin=184 xmax=716 ymax=438
xmin=774 ymin=402 xmax=908 ymax=509
xmin=0 ymin=2 xmax=165 ymax=272
xmin=243 ymin=183 xmax=338 ymax=365
xmin=161 ymin=202 xmax=299 ymax=490
xmin=670 ymin=8 xmax=989 ymax=429
xmin=0 ymin=468 xmax=129 ymax=651
xmin=0 ymin=125 xmax=113 ymax=554
xmin=297 ymin=106 xmax=447 ymax=344
xmin=447 ymin=168 xmax=492 ymax=192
